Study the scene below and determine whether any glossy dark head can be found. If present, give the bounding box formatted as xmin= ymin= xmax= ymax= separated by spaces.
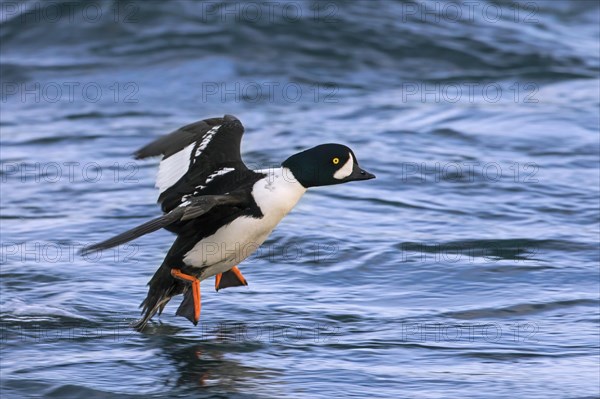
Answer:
xmin=282 ymin=143 xmax=375 ymax=188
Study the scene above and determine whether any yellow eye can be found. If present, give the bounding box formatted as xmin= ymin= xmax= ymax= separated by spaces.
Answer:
xmin=332 ymin=157 xmax=340 ymax=165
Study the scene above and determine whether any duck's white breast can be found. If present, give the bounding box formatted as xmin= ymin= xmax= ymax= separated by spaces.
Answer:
xmin=182 ymin=167 xmax=305 ymax=279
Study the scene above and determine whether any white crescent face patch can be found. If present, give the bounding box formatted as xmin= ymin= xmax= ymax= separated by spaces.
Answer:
xmin=333 ymin=152 xmax=354 ymax=180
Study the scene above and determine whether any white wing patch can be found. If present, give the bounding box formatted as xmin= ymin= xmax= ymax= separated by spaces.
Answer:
xmin=205 ymin=167 xmax=235 ymax=184
xmin=333 ymin=153 xmax=354 ymax=180
xmin=195 ymin=125 xmax=221 ymax=158
xmin=156 ymin=143 xmax=194 ymax=194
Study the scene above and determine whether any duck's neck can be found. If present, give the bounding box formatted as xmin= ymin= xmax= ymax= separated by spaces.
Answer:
xmin=252 ymin=167 xmax=307 ymax=218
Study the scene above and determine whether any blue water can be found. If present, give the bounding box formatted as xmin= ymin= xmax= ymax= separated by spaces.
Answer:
xmin=1 ymin=1 xmax=599 ymax=398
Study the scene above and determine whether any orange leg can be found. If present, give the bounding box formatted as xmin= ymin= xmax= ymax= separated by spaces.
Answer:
xmin=230 ymin=266 xmax=247 ymax=285
xmin=171 ymin=268 xmax=201 ymax=323
xmin=214 ymin=273 xmax=222 ymax=291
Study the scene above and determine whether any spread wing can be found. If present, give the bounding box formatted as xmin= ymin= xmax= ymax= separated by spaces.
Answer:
xmin=135 ymin=114 xmax=249 ymax=213
xmin=81 ymin=194 xmax=247 ymax=255
xmin=82 ymin=115 xmax=267 ymax=255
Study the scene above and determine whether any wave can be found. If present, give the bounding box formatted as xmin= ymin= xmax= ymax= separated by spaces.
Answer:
xmin=1 ymin=0 xmax=597 ymax=87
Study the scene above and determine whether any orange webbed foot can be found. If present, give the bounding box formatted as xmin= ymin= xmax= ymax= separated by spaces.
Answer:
xmin=215 ymin=266 xmax=248 ymax=292
xmin=171 ymin=268 xmax=201 ymax=324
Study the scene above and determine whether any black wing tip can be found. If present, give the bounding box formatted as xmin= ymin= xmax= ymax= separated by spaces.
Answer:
xmin=79 ymin=244 xmax=101 ymax=256
xmin=222 ymin=115 xmax=244 ymax=134
xmin=133 ymin=149 xmax=148 ymax=160
xmin=133 ymin=142 xmax=158 ymax=160
xmin=79 ymin=240 xmax=124 ymax=256
xmin=132 ymin=115 xmax=241 ymax=160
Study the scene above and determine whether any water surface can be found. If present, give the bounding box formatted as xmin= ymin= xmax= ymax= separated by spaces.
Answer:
xmin=1 ymin=1 xmax=599 ymax=398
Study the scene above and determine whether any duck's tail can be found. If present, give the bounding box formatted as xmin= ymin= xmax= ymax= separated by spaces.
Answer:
xmin=131 ymin=263 xmax=184 ymax=331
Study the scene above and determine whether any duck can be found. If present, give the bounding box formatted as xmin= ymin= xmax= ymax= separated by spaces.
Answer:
xmin=83 ymin=114 xmax=375 ymax=330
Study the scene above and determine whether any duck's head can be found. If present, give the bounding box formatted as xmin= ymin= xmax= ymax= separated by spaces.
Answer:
xmin=282 ymin=143 xmax=375 ymax=188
